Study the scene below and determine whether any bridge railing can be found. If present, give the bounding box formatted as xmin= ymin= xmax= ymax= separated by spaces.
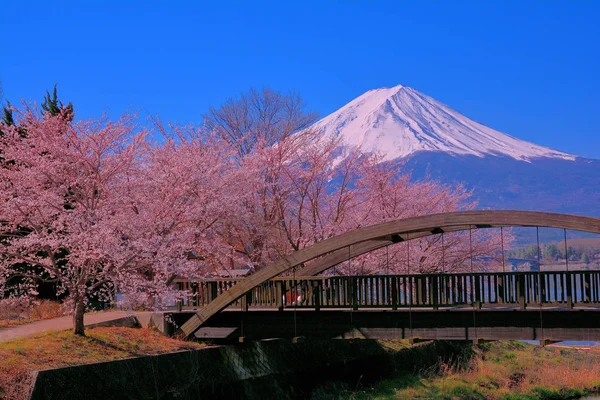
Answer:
xmin=177 ymin=270 xmax=600 ymax=311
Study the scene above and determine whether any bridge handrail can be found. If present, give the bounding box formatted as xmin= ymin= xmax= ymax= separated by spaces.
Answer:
xmin=177 ymin=269 xmax=600 ymax=311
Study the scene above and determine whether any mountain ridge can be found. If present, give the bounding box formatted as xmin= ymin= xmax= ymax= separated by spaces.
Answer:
xmin=315 ymin=84 xmax=579 ymax=162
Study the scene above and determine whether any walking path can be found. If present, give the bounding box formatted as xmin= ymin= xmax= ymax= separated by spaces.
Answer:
xmin=0 ymin=311 xmax=153 ymax=342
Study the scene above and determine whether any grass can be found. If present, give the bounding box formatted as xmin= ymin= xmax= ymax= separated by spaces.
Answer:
xmin=0 ymin=326 xmax=206 ymax=399
xmin=0 ymin=300 xmax=64 ymax=329
xmin=339 ymin=341 xmax=600 ymax=400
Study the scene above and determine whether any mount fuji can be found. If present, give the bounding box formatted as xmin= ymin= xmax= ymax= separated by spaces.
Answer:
xmin=314 ymin=85 xmax=599 ymax=216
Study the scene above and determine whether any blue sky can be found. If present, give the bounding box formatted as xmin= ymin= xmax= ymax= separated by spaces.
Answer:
xmin=1 ymin=1 xmax=599 ymax=158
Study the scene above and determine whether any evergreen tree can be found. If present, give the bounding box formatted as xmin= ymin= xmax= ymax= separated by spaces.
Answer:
xmin=0 ymin=102 xmax=13 ymax=137
xmin=1 ymin=102 xmax=27 ymax=138
xmin=2 ymin=102 xmax=14 ymax=127
xmin=1 ymin=85 xmax=73 ymax=137
xmin=42 ymin=84 xmax=74 ymax=122
xmin=544 ymin=244 xmax=561 ymax=261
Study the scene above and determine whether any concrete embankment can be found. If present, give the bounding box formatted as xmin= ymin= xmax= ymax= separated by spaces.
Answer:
xmin=29 ymin=338 xmax=470 ymax=400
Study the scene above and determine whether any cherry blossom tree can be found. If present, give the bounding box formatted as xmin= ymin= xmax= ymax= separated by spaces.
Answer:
xmin=0 ymin=109 xmax=239 ymax=335
xmin=218 ymin=128 xmax=364 ymax=268
xmin=211 ymin=110 xmax=505 ymax=275
xmin=334 ymin=155 xmax=507 ymax=275
xmin=0 ymin=109 xmax=146 ymax=334
xmin=125 ymin=122 xmax=246 ymax=284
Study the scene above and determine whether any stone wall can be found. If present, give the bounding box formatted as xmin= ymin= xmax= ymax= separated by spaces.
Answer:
xmin=30 ymin=339 xmax=469 ymax=400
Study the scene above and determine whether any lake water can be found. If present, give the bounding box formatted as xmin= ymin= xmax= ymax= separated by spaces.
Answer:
xmin=521 ymin=340 xmax=599 ymax=347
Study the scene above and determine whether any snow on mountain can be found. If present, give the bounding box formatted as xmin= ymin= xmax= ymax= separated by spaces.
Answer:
xmin=314 ymin=84 xmax=576 ymax=162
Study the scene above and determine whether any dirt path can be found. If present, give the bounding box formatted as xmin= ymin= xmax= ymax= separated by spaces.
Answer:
xmin=0 ymin=311 xmax=153 ymax=342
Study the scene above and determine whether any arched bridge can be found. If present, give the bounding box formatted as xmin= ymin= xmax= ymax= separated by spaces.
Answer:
xmin=178 ymin=210 xmax=600 ymax=342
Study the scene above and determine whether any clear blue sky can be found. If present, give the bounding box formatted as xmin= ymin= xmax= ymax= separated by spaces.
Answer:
xmin=2 ymin=1 xmax=599 ymax=158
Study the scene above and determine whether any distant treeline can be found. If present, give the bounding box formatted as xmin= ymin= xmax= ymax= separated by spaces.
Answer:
xmin=506 ymin=239 xmax=600 ymax=264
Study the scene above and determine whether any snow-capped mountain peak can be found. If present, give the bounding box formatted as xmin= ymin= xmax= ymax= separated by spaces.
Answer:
xmin=314 ymin=85 xmax=576 ymax=162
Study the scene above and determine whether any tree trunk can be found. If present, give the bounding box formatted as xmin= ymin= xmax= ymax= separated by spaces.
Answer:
xmin=73 ymin=299 xmax=85 ymax=336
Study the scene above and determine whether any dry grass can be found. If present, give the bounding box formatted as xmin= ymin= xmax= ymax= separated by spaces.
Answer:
xmin=0 ymin=327 xmax=205 ymax=400
xmin=344 ymin=341 xmax=600 ymax=399
xmin=460 ymin=342 xmax=600 ymax=398
xmin=0 ymin=300 xmax=64 ymax=329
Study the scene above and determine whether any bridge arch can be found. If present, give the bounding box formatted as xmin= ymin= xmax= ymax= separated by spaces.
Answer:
xmin=181 ymin=210 xmax=600 ymax=336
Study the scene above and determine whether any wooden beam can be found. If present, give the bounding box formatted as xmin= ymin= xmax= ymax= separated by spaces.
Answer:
xmin=300 ymin=225 xmax=476 ymax=277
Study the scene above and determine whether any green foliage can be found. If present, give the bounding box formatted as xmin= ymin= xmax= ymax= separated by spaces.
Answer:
xmin=499 ymin=393 xmax=538 ymax=400
xmin=507 ymin=242 xmax=599 ymax=264
xmin=2 ymin=102 xmax=14 ymax=127
xmin=544 ymin=244 xmax=562 ymax=261
xmin=507 ymin=340 xmax=527 ymax=350
xmin=1 ymin=85 xmax=73 ymax=140
xmin=531 ymin=386 xmax=586 ymax=400
xmin=0 ymin=101 xmax=15 ymax=137
xmin=41 ymin=84 xmax=74 ymax=122
xmin=507 ymin=245 xmax=540 ymax=260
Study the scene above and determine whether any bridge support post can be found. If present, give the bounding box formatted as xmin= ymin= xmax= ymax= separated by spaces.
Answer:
xmin=416 ymin=277 xmax=424 ymax=305
xmin=209 ymin=282 xmax=218 ymax=303
xmin=315 ymin=280 xmax=322 ymax=311
xmin=391 ymin=276 xmax=398 ymax=310
xmin=351 ymin=277 xmax=358 ymax=310
xmin=566 ymin=273 xmax=573 ymax=310
xmin=276 ymin=281 xmax=283 ymax=311
xmin=585 ymin=273 xmax=592 ymax=303
xmin=431 ymin=276 xmax=439 ymax=310
xmin=540 ymin=274 xmax=547 ymax=306
xmin=498 ymin=274 xmax=504 ymax=304
xmin=240 ymin=292 xmax=249 ymax=312
xmin=474 ymin=275 xmax=482 ymax=310
xmin=518 ymin=274 xmax=526 ymax=310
